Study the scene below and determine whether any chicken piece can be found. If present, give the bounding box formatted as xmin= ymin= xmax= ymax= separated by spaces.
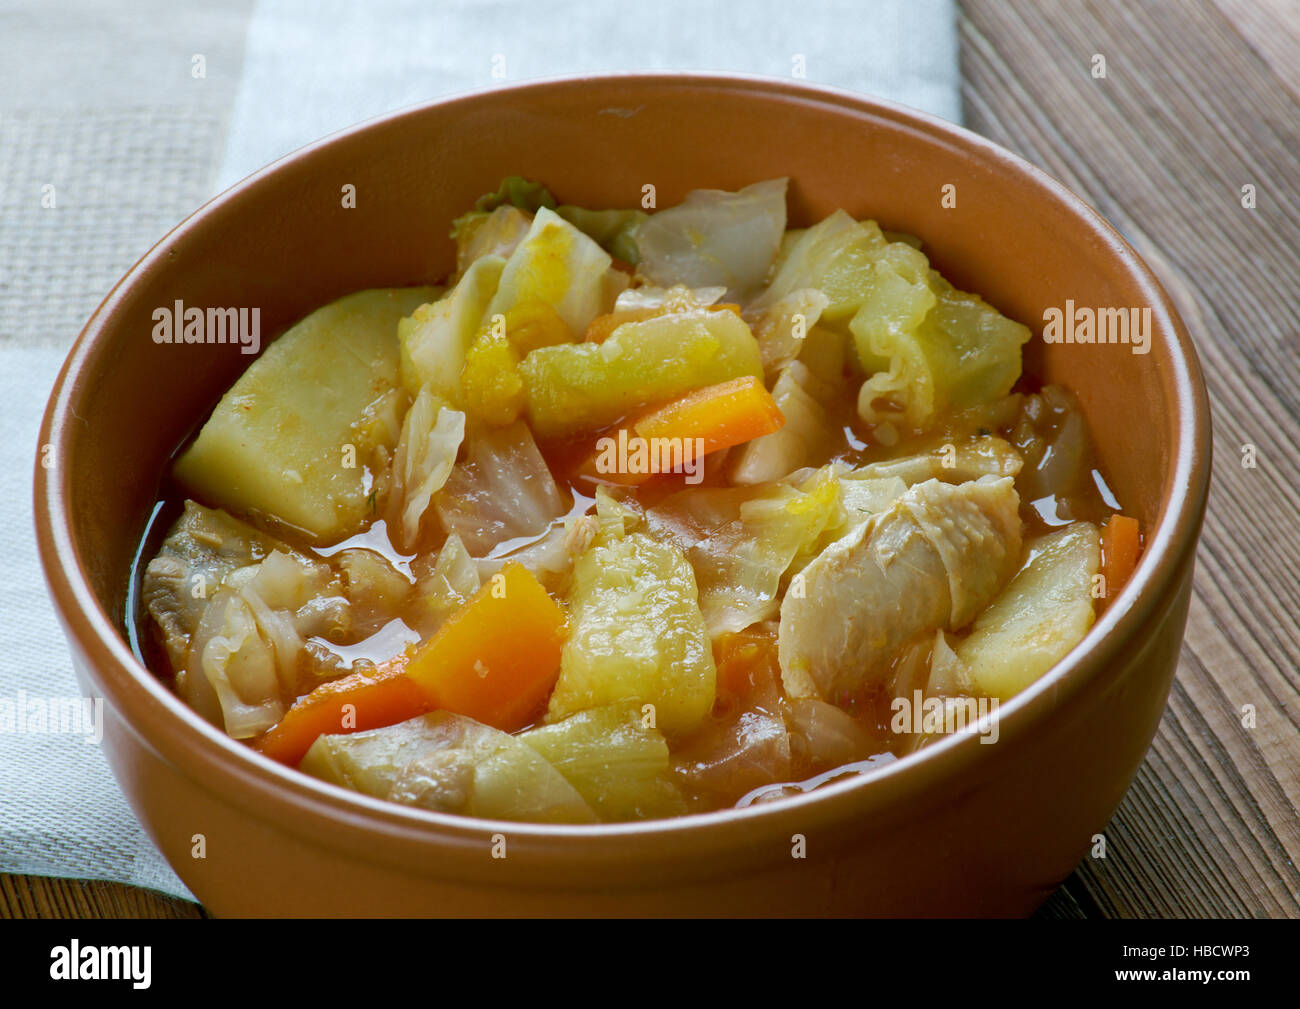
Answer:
xmin=778 ymin=476 xmax=1022 ymax=700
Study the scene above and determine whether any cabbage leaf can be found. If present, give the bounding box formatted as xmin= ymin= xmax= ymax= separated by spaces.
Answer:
xmin=487 ymin=206 xmax=626 ymax=337
xmin=852 ymin=246 xmax=1031 ymax=429
xmin=433 ymin=419 xmax=566 ymax=555
xmin=388 ymin=387 xmax=465 ymax=552
xmin=398 ymin=254 xmax=505 ymax=401
xmin=634 ymin=178 xmax=788 ymax=301
xmin=301 ymin=710 xmax=597 ymax=823
xmin=519 ymin=703 xmax=686 ymax=820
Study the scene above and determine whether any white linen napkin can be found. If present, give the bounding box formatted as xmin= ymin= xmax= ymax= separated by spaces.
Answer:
xmin=218 ymin=0 xmax=959 ymax=190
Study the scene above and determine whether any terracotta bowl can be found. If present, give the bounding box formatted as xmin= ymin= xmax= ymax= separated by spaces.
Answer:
xmin=34 ymin=73 xmax=1211 ymax=916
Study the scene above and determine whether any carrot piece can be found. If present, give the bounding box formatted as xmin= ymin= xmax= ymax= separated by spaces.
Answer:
xmin=575 ymin=375 xmax=784 ymax=485
xmin=252 ymin=653 xmax=432 ymax=766
xmin=1102 ymin=514 xmax=1141 ymax=597
xmin=403 ymin=562 xmax=567 ymax=732
xmin=633 ymin=375 xmax=784 ymax=462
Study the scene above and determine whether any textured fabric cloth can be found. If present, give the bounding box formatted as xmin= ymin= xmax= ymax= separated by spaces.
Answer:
xmin=0 ymin=0 xmax=251 ymax=904
xmin=0 ymin=0 xmax=958 ymax=905
xmin=0 ymin=348 xmax=196 ymax=898
xmin=219 ymin=0 xmax=961 ymax=189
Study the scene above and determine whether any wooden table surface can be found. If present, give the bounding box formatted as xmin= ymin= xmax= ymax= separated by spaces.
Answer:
xmin=4 ymin=0 xmax=1298 ymax=919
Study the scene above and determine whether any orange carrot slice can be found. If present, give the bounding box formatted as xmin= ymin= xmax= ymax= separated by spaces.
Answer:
xmin=633 ymin=375 xmax=784 ymax=463
xmin=404 ymin=562 xmax=567 ymax=732
xmin=577 ymin=375 xmax=784 ymax=486
xmin=253 ymin=653 xmax=431 ymax=766
xmin=1102 ymin=514 xmax=1141 ymax=597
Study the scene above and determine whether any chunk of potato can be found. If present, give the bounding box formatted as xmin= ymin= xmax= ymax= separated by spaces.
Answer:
xmin=173 ymin=287 xmax=438 ymax=544
xmin=520 ymin=308 xmax=763 ymax=439
xmin=956 ymin=521 xmax=1100 ymax=699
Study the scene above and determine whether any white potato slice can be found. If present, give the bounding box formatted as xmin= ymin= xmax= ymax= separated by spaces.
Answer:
xmin=174 ymin=287 xmax=437 ymax=544
xmin=957 ymin=521 xmax=1101 ymax=699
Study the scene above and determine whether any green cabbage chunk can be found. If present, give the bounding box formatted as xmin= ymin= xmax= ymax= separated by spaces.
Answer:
xmin=796 ymin=322 xmax=855 ymax=392
xmin=520 ymin=308 xmax=763 ymax=439
xmin=300 ymin=711 xmax=597 ymax=823
xmin=408 ymin=533 xmax=480 ymax=638
xmin=851 ymin=245 xmax=1032 ymax=429
xmin=188 ymin=586 xmax=282 ymax=737
xmin=634 ymin=178 xmax=788 ymax=301
xmin=487 ymin=206 xmax=626 ymax=337
xmin=452 ymin=205 xmax=532 ymax=280
xmin=469 ymin=175 xmax=557 ymax=215
xmin=519 ymin=704 xmax=686 ymax=821
xmin=647 ymin=466 xmax=844 ymax=636
xmin=555 ymin=205 xmax=647 ymax=263
xmin=749 ymin=208 xmax=1030 ymax=432
xmin=473 ymin=513 xmax=599 ymax=598
xmin=847 ymin=433 xmax=1024 ymax=487
xmin=183 ymin=548 xmax=350 ymax=738
xmin=747 ymin=287 xmax=831 ymax=377
xmin=546 ymin=492 xmax=716 ymax=735
xmin=748 ymin=210 xmax=889 ymax=320
xmin=387 ymin=387 xmax=465 ymax=552
xmin=143 ymin=500 xmax=288 ymax=673
xmin=433 ymin=419 xmax=566 ymax=555
xmin=450 ymin=175 xmax=647 ymax=262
